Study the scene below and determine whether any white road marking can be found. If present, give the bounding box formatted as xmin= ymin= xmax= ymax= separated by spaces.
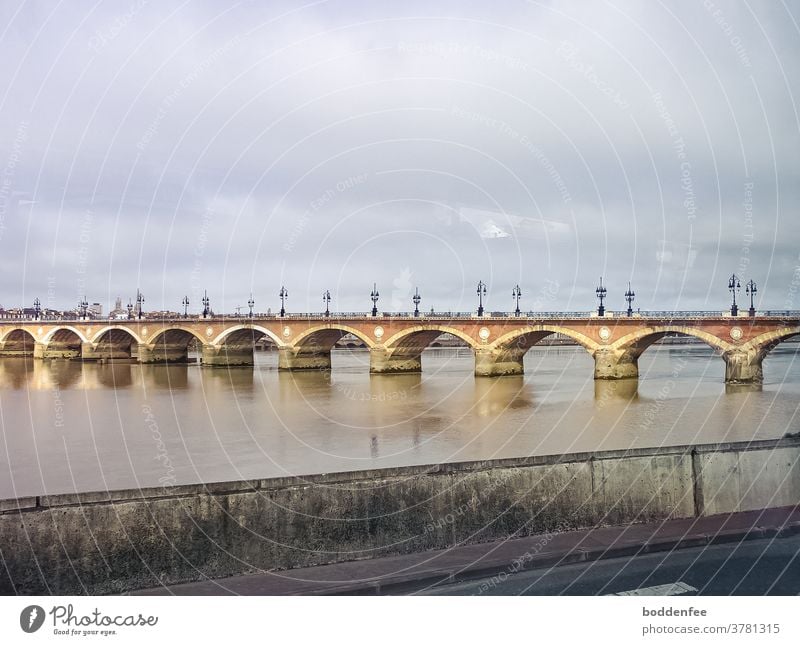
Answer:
xmin=607 ymin=581 xmax=697 ymax=596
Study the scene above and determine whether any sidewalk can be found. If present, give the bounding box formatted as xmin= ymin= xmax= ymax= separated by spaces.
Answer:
xmin=132 ymin=506 xmax=800 ymax=596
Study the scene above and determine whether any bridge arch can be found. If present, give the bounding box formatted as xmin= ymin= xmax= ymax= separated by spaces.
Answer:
xmin=90 ymin=327 xmax=140 ymax=360
xmin=292 ymin=324 xmax=375 ymax=351
xmin=0 ymin=328 xmax=36 ymax=354
xmin=608 ymin=325 xmax=733 ymax=356
xmin=42 ymin=326 xmax=89 ymax=344
xmin=382 ymin=325 xmax=478 ymax=351
xmin=150 ymin=326 xmax=207 ymax=347
xmin=740 ymin=326 xmax=800 ymax=358
xmin=489 ymin=325 xmax=599 ymax=355
xmin=211 ymin=324 xmax=282 ymax=348
xmin=90 ymin=325 xmax=143 ymax=345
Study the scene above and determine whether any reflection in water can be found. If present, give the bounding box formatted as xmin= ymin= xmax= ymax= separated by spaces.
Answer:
xmin=139 ymin=364 xmax=190 ymax=390
xmin=725 ymin=382 xmax=764 ymax=395
xmin=0 ymin=344 xmax=798 ymax=498
xmin=0 ymin=358 xmax=34 ymax=389
xmin=95 ymin=363 xmax=134 ymax=389
xmin=206 ymin=365 xmax=255 ymax=391
xmin=594 ymin=379 xmax=639 ymax=403
xmin=473 ymin=376 xmax=529 ymax=417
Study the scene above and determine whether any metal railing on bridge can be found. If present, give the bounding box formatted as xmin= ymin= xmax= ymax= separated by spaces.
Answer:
xmin=4 ymin=310 xmax=800 ymax=323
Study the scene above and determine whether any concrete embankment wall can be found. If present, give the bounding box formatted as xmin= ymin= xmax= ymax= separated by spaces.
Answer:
xmin=1 ymin=437 xmax=799 ymax=594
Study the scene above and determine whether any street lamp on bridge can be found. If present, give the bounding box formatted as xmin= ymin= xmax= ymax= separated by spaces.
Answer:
xmin=512 ymin=284 xmax=522 ymax=317
xmin=477 ymin=281 xmax=487 ymax=316
xmin=323 ymin=290 xmax=331 ymax=317
xmin=746 ymin=279 xmax=757 ymax=317
xmin=79 ymin=298 xmax=88 ymax=320
xmin=33 ymin=297 xmax=41 ymax=321
xmin=728 ymin=274 xmax=741 ymax=316
xmin=248 ymin=294 xmax=255 ymax=318
xmin=412 ymin=288 xmax=421 ymax=317
xmin=624 ymin=282 xmax=635 ymax=317
xmin=136 ymin=289 xmax=145 ymax=320
xmin=202 ymin=290 xmax=211 ymax=318
xmin=127 ymin=300 xmax=134 ymax=319
xmin=279 ymin=286 xmax=288 ymax=317
xmin=370 ymin=283 xmax=380 ymax=317
xmin=595 ymin=277 xmax=607 ymax=317
xmin=182 ymin=296 xmax=189 ymax=318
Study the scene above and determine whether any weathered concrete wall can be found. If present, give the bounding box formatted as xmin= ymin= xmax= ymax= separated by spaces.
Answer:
xmin=1 ymin=438 xmax=798 ymax=595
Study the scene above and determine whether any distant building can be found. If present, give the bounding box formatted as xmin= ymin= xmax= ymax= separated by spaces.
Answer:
xmin=89 ymin=302 xmax=103 ymax=317
xmin=109 ymin=296 xmax=129 ymax=320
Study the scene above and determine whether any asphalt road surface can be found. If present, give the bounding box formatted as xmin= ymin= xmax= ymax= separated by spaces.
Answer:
xmin=416 ymin=535 xmax=800 ymax=596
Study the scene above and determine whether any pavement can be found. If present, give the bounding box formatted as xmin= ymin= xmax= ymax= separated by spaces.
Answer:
xmin=132 ymin=505 xmax=800 ymax=596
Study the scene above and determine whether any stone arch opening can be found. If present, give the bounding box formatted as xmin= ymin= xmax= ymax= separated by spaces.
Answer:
xmin=91 ymin=329 xmax=138 ymax=360
xmin=477 ymin=327 xmax=596 ymax=377
xmin=1 ymin=329 xmax=36 ymax=356
xmin=736 ymin=328 xmax=800 ymax=384
xmin=144 ymin=328 xmax=207 ymax=364
xmin=373 ymin=327 xmax=476 ymax=374
xmin=596 ymin=327 xmax=731 ymax=381
xmin=44 ymin=328 xmax=83 ymax=359
xmin=204 ymin=328 xmax=279 ymax=367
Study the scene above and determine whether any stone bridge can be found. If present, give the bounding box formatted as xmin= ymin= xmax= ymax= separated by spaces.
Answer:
xmin=0 ymin=314 xmax=798 ymax=384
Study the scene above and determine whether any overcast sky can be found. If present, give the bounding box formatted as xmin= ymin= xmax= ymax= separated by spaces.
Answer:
xmin=0 ymin=0 xmax=798 ymax=314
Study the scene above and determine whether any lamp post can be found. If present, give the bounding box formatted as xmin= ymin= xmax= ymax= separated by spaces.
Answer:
xmin=79 ymin=298 xmax=88 ymax=320
xmin=512 ymin=284 xmax=522 ymax=317
xmin=477 ymin=280 xmax=487 ymax=316
xmin=279 ymin=286 xmax=288 ymax=317
xmin=746 ymin=279 xmax=757 ymax=317
xmin=595 ymin=277 xmax=607 ymax=316
xmin=728 ymin=274 xmax=741 ymax=316
xmin=136 ymin=289 xmax=144 ymax=319
xmin=182 ymin=296 xmax=189 ymax=318
xmin=323 ymin=290 xmax=331 ymax=317
xmin=412 ymin=288 xmax=421 ymax=317
xmin=202 ymin=290 xmax=210 ymax=319
xmin=33 ymin=297 xmax=41 ymax=320
xmin=624 ymin=282 xmax=635 ymax=317
xmin=248 ymin=294 xmax=255 ymax=318
xmin=370 ymin=283 xmax=379 ymax=317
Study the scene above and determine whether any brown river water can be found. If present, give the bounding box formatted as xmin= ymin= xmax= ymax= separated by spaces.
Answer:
xmin=0 ymin=344 xmax=798 ymax=498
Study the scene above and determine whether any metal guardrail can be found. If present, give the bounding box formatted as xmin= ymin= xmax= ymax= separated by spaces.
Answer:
xmin=3 ymin=310 xmax=800 ymax=323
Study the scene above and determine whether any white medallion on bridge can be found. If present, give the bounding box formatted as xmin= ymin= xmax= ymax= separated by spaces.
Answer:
xmin=478 ymin=327 xmax=490 ymax=342
xmin=205 ymin=326 xmax=214 ymax=337
xmin=37 ymin=327 xmax=43 ymax=337
xmin=598 ymin=326 xmax=612 ymax=343
xmin=282 ymin=326 xmax=292 ymax=338
xmin=141 ymin=327 xmax=148 ymax=337
xmin=730 ymin=326 xmax=743 ymax=341
xmin=373 ymin=326 xmax=384 ymax=340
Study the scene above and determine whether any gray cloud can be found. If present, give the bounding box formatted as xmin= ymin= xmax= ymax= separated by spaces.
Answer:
xmin=0 ymin=0 xmax=797 ymax=314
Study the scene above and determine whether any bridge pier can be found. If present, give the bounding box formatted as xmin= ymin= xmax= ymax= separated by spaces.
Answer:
xmin=277 ymin=346 xmax=330 ymax=371
xmin=474 ymin=348 xmax=525 ymax=377
xmin=34 ymin=341 xmax=81 ymax=359
xmin=80 ymin=342 xmax=132 ymax=361
xmin=369 ymin=347 xmax=421 ymax=374
xmin=593 ymin=349 xmax=639 ymax=380
xmin=201 ymin=345 xmax=254 ymax=367
xmin=0 ymin=341 xmax=34 ymax=357
xmin=723 ymin=349 xmax=763 ymax=384
xmin=137 ymin=343 xmax=189 ymax=364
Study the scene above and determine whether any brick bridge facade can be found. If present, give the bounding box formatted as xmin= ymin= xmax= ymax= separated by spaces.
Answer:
xmin=0 ymin=314 xmax=798 ymax=384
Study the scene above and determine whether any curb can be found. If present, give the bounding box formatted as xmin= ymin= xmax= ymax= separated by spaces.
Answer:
xmin=306 ymin=521 xmax=800 ymax=595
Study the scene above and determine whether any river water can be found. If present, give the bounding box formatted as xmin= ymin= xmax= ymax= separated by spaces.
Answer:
xmin=0 ymin=344 xmax=798 ymax=498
